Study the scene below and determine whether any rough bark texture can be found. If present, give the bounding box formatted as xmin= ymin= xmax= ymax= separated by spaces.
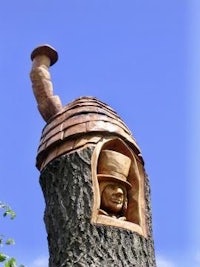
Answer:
xmin=40 ymin=147 xmax=156 ymax=267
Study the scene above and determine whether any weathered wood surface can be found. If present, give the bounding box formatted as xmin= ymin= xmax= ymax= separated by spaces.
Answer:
xmin=40 ymin=147 xmax=156 ymax=267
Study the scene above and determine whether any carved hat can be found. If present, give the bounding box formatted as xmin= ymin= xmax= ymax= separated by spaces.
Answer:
xmin=97 ymin=150 xmax=132 ymax=190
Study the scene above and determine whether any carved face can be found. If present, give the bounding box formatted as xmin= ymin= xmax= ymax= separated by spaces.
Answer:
xmin=101 ymin=183 xmax=126 ymax=215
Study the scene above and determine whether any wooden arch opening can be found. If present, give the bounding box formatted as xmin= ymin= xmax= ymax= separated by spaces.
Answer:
xmin=91 ymin=138 xmax=147 ymax=237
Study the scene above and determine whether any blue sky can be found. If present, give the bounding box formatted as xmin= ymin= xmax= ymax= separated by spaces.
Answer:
xmin=0 ymin=1 xmax=199 ymax=266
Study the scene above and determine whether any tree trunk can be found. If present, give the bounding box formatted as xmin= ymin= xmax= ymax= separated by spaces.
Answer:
xmin=40 ymin=147 xmax=156 ymax=267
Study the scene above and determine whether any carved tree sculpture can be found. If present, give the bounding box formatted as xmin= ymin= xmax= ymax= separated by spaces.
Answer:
xmin=30 ymin=45 xmax=156 ymax=267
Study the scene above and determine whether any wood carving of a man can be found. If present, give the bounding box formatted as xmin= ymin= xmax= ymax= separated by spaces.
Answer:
xmin=97 ymin=150 xmax=132 ymax=220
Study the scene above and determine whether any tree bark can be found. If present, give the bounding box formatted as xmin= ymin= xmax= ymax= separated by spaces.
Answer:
xmin=40 ymin=147 xmax=156 ymax=267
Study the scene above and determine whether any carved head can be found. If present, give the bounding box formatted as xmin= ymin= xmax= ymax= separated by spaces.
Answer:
xmin=99 ymin=181 xmax=127 ymax=216
xmin=97 ymin=150 xmax=132 ymax=217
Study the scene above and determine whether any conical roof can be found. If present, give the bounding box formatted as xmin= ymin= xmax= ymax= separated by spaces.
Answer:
xmin=36 ymin=96 xmax=142 ymax=170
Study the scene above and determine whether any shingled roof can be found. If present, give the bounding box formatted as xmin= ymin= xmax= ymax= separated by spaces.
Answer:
xmin=36 ymin=96 xmax=142 ymax=170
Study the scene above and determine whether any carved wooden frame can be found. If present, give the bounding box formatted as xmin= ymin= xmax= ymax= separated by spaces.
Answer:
xmin=91 ymin=137 xmax=147 ymax=237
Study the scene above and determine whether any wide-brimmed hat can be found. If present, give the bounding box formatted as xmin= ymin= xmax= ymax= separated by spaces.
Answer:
xmin=97 ymin=150 xmax=132 ymax=190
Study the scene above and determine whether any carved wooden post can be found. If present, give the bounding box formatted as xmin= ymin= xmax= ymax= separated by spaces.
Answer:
xmin=30 ymin=45 xmax=156 ymax=267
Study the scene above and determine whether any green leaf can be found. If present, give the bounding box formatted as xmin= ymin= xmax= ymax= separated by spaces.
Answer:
xmin=3 ymin=210 xmax=16 ymax=220
xmin=4 ymin=258 xmax=17 ymax=267
xmin=0 ymin=253 xmax=7 ymax=262
xmin=0 ymin=202 xmax=16 ymax=220
xmin=5 ymin=239 xmax=15 ymax=246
